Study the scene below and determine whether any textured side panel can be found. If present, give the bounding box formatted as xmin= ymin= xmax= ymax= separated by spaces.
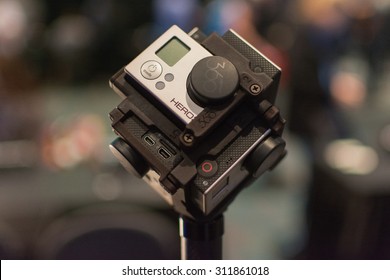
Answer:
xmin=222 ymin=31 xmax=280 ymax=79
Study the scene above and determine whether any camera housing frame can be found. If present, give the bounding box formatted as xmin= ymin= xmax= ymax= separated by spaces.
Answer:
xmin=109 ymin=26 xmax=286 ymax=219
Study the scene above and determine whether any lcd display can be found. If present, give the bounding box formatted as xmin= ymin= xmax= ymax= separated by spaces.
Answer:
xmin=156 ymin=37 xmax=190 ymax=66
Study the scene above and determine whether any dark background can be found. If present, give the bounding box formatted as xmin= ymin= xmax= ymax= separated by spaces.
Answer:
xmin=0 ymin=0 xmax=389 ymax=259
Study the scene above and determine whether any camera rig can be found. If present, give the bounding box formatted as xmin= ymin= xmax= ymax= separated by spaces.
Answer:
xmin=109 ymin=26 xmax=286 ymax=259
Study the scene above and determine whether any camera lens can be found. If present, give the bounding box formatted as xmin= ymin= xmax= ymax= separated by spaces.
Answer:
xmin=109 ymin=138 xmax=149 ymax=178
xmin=245 ymin=137 xmax=286 ymax=178
xmin=187 ymin=56 xmax=239 ymax=106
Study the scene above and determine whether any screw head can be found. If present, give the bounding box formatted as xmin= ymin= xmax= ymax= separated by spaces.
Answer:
xmin=250 ymin=84 xmax=262 ymax=95
xmin=183 ymin=133 xmax=194 ymax=144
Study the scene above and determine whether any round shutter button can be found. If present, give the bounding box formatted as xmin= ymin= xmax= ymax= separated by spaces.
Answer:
xmin=140 ymin=60 xmax=162 ymax=80
xmin=197 ymin=160 xmax=218 ymax=178
xmin=187 ymin=56 xmax=239 ymax=106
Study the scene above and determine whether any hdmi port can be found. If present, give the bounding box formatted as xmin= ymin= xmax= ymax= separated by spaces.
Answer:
xmin=158 ymin=147 xmax=171 ymax=159
xmin=143 ymin=135 xmax=155 ymax=146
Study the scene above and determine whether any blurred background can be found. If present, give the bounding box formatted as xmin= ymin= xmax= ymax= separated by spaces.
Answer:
xmin=0 ymin=0 xmax=389 ymax=259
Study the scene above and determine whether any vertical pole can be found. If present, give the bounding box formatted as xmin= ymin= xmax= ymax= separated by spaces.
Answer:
xmin=179 ymin=215 xmax=224 ymax=260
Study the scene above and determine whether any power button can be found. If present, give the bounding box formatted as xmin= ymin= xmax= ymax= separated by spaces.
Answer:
xmin=140 ymin=60 xmax=162 ymax=80
xmin=197 ymin=160 xmax=218 ymax=178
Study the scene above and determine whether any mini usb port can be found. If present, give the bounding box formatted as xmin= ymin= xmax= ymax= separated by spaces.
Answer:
xmin=158 ymin=147 xmax=171 ymax=159
xmin=143 ymin=135 xmax=155 ymax=146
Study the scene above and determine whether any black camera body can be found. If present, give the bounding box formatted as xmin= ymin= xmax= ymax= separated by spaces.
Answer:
xmin=109 ymin=26 xmax=286 ymax=219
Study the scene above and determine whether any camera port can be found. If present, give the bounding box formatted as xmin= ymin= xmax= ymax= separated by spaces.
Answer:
xmin=158 ymin=147 xmax=171 ymax=159
xmin=143 ymin=135 xmax=156 ymax=146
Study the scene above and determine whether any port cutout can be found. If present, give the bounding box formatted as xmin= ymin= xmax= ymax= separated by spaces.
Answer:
xmin=160 ymin=139 xmax=177 ymax=155
xmin=143 ymin=135 xmax=156 ymax=146
xmin=158 ymin=147 xmax=171 ymax=159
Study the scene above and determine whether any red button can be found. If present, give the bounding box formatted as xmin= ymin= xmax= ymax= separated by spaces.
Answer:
xmin=201 ymin=162 xmax=213 ymax=173
xmin=198 ymin=160 xmax=218 ymax=178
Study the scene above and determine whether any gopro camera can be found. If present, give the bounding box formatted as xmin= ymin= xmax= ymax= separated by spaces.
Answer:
xmin=109 ymin=25 xmax=286 ymax=219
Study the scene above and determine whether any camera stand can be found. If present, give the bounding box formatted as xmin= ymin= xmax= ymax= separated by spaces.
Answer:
xmin=173 ymin=175 xmax=258 ymax=260
xmin=179 ymin=215 xmax=224 ymax=260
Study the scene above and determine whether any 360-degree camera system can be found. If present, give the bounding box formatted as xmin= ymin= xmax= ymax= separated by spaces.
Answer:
xmin=109 ymin=25 xmax=286 ymax=220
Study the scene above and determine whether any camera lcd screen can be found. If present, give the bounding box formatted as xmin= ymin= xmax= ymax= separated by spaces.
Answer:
xmin=156 ymin=37 xmax=190 ymax=66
